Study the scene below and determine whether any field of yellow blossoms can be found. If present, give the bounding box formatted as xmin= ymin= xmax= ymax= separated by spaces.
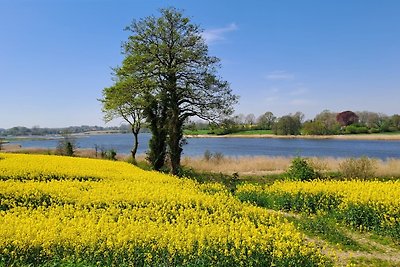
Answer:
xmin=237 ymin=180 xmax=400 ymax=241
xmin=0 ymin=153 xmax=331 ymax=266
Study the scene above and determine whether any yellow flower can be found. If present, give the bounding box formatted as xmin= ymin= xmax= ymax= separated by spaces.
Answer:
xmin=0 ymin=153 xmax=329 ymax=266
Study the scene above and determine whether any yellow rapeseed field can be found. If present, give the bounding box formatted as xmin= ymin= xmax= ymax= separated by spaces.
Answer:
xmin=0 ymin=153 xmax=330 ymax=266
xmin=237 ymin=180 xmax=400 ymax=240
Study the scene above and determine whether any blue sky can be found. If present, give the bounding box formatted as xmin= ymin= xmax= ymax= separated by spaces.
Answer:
xmin=1 ymin=0 xmax=399 ymax=128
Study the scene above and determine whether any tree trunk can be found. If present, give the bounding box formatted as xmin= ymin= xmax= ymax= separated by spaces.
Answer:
xmin=148 ymin=126 xmax=167 ymax=170
xmin=144 ymin=95 xmax=168 ymax=171
xmin=168 ymin=104 xmax=183 ymax=176
xmin=131 ymin=130 xmax=139 ymax=165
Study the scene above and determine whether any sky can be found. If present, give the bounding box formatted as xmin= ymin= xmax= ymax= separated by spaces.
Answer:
xmin=1 ymin=0 xmax=399 ymax=128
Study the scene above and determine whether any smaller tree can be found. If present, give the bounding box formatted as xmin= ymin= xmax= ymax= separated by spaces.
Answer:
xmin=390 ymin=114 xmax=400 ymax=130
xmin=336 ymin=111 xmax=359 ymax=126
xmin=257 ymin=111 xmax=276 ymax=130
xmin=293 ymin=111 xmax=305 ymax=124
xmin=302 ymin=120 xmax=324 ymax=135
xmin=0 ymin=138 xmax=4 ymax=151
xmin=232 ymin=114 xmax=245 ymax=126
xmin=303 ymin=110 xmax=340 ymax=135
xmin=100 ymin=77 xmax=146 ymax=162
xmin=56 ymin=132 xmax=76 ymax=156
xmin=273 ymin=114 xmax=302 ymax=135
xmin=376 ymin=114 xmax=391 ymax=132
xmin=357 ymin=111 xmax=377 ymax=127
xmin=244 ymin=113 xmax=256 ymax=126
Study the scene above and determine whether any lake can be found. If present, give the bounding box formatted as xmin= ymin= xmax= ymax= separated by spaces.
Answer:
xmin=8 ymin=133 xmax=400 ymax=159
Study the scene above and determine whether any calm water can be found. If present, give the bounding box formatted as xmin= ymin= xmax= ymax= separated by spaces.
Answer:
xmin=9 ymin=133 xmax=400 ymax=159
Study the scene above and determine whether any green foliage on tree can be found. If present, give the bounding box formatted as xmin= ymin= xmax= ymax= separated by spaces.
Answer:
xmin=116 ymin=7 xmax=238 ymax=174
xmin=100 ymin=77 xmax=146 ymax=162
xmin=273 ymin=113 xmax=302 ymax=135
xmin=391 ymin=114 xmax=400 ymax=130
xmin=257 ymin=111 xmax=276 ymax=130
xmin=302 ymin=110 xmax=340 ymax=135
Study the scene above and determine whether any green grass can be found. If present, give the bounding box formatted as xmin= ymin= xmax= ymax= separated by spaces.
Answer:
xmin=342 ymin=131 xmax=400 ymax=136
xmin=179 ymin=166 xmax=282 ymax=190
xmin=183 ymin=129 xmax=273 ymax=136
xmin=287 ymin=214 xmax=368 ymax=251
xmin=227 ymin=129 xmax=273 ymax=135
xmin=349 ymin=257 xmax=399 ymax=267
xmin=368 ymin=232 xmax=399 ymax=247
xmin=371 ymin=131 xmax=400 ymax=135
xmin=183 ymin=129 xmax=211 ymax=135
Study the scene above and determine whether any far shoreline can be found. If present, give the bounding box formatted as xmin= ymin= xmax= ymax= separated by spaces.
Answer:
xmin=2 ymin=131 xmax=400 ymax=142
xmin=184 ymin=133 xmax=400 ymax=141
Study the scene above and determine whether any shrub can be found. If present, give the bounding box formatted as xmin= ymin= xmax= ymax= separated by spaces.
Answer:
xmin=285 ymin=157 xmax=317 ymax=181
xmin=213 ymin=152 xmax=224 ymax=163
xmin=203 ymin=150 xmax=224 ymax=164
xmin=369 ymin=128 xmax=380 ymax=134
xmin=339 ymin=157 xmax=376 ymax=179
xmin=56 ymin=133 xmax=76 ymax=156
xmin=101 ymin=148 xmax=117 ymax=161
xmin=203 ymin=150 xmax=212 ymax=161
xmin=344 ymin=125 xmax=369 ymax=134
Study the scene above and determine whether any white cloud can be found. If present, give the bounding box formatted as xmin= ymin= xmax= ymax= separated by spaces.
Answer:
xmin=265 ymin=71 xmax=294 ymax=80
xmin=202 ymin=23 xmax=238 ymax=44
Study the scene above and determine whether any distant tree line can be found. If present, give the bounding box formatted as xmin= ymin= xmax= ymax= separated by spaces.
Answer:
xmin=185 ymin=110 xmax=400 ymax=136
xmin=0 ymin=125 xmax=132 ymax=136
xmin=303 ymin=110 xmax=400 ymax=135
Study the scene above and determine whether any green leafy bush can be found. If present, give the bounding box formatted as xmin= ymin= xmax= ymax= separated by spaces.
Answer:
xmin=203 ymin=150 xmax=212 ymax=161
xmin=344 ymin=125 xmax=369 ymax=134
xmin=369 ymin=128 xmax=380 ymax=133
xmin=285 ymin=157 xmax=317 ymax=181
xmin=101 ymin=149 xmax=117 ymax=161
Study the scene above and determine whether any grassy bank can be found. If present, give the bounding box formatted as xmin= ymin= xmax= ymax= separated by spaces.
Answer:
xmin=181 ymin=155 xmax=400 ymax=179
